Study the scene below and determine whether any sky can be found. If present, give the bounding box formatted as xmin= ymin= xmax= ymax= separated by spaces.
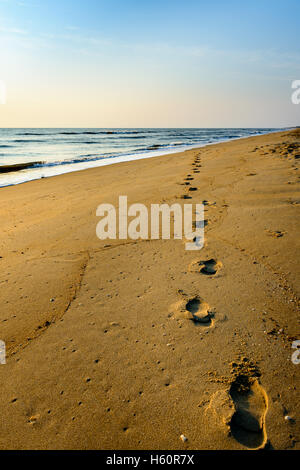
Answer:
xmin=0 ymin=0 xmax=299 ymax=128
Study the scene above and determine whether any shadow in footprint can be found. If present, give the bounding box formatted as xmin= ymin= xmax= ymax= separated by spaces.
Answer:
xmin=200 ymin=259 xmax=221 ymax=275
xmin=229 ymin=375 xmax=268 ymax=449
xmin=185 ymin=297 xmax=212 ymax=325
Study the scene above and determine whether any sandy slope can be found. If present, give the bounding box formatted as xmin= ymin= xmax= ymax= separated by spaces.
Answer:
xmin=0 ymin=129 xmax=299 ymax=450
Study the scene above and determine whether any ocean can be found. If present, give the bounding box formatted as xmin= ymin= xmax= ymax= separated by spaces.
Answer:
xmin=0 ymin=128 xmax=279 ymax=187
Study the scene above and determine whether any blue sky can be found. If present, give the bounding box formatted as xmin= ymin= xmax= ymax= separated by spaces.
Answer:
xmin=0 ymin=0 xmax=299 ymax=127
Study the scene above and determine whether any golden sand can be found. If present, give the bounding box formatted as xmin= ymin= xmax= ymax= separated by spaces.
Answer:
xmin=0 ymin=129 xmax=299 ymax=449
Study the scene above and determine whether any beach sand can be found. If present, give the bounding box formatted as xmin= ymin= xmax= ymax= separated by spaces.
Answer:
xmin=0 ymin=129 xmax=299 ymax=450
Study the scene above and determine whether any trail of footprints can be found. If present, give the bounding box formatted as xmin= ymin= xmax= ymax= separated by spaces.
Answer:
xmin=180 ymin=154 xmax=201 ymax=198
xmin=173 ymin=151 xmax=269 ymax=449
xmin=174 ymin=152 xmax=221 ymax=330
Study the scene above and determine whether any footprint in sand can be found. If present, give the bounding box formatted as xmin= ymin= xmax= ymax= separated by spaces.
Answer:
xmin=202 ymin=200 xmax=216 ymax=207
xmin=186 ymin=297 xmax=214 ymax=325
xmin=189 ymin=258 xmax=222 ymax=276
xmin=266 ymin=230 xmax=286 ymax=238
xmin=229 ymin=375 xmax=268 ymax=449
xmin=170 ymin=294 xmax=214 ymax=326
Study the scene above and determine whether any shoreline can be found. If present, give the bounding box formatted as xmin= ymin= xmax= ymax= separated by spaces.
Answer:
xmin=0 ymin=128 xmax=285 ymax=188
xmin=0 ymin=128 xmax=299 ymax=450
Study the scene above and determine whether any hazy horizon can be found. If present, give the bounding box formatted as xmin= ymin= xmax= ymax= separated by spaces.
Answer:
xmin=0 ymin=126 xmax=288 ymax=129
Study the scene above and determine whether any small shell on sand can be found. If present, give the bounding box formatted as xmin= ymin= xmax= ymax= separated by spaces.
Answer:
xmin=284 ymin=415 xmax=293 ymax=421
xmin=180 ymin=434 xmax=188 ymax=442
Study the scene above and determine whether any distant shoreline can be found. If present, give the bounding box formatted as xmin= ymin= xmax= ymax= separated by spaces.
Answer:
xmin=0 ymin=128 xmax=287 ymax=188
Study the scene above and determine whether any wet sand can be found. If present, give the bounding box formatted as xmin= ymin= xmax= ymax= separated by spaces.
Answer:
xmin=0 ymin=129 xmax=299 ymax=449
